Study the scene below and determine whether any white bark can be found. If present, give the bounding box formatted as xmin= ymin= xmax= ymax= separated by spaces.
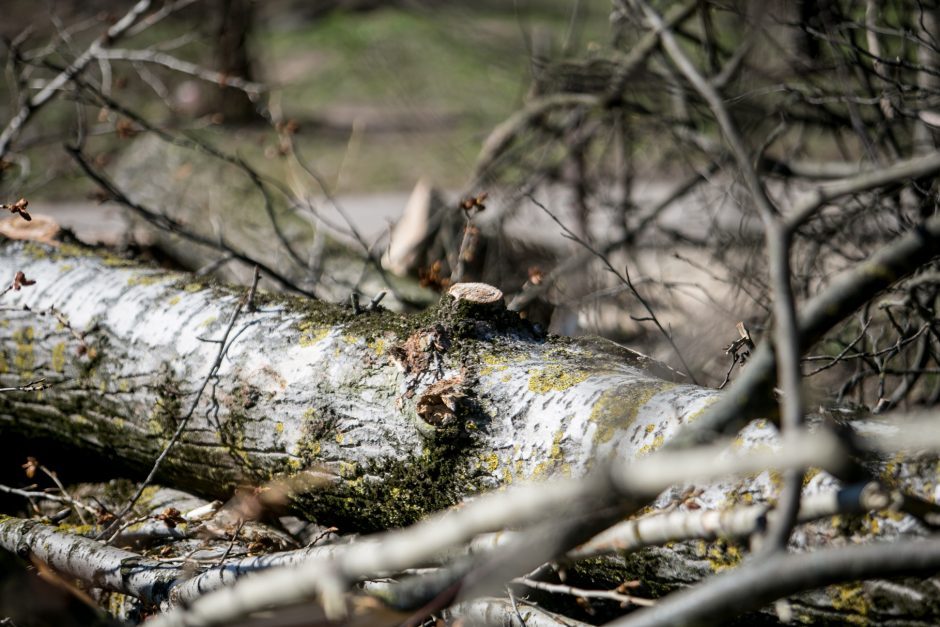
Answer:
xmin=0 ymin=239 xmax=708 ymax=531
xmin=0 ymin=515 xmax=178 ymax=605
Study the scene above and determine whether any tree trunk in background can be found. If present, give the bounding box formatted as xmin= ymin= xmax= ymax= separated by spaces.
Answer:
xmin=110 ymin=134 xmax=437 ymax=310
xmin=914 ymin=3 xmax=940 ymax=153
xmin=211 ymin=0 xmax=258 ymax=123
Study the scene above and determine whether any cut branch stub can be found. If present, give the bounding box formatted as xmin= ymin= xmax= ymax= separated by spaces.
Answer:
xmin=444 ymin=282 xmax=526 ymax=339
xmin=446 ymin=282 xmax=507 ymax=321
xmin=448 ymin=282 xmax=504 ymax=307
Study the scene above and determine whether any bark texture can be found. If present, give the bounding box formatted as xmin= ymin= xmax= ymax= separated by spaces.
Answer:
xmin=0 ymin=239 xmax=706 ymax=532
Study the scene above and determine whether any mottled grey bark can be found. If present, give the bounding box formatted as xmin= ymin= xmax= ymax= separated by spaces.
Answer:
xmin=0 ymin=239 xmax=706 ymax=532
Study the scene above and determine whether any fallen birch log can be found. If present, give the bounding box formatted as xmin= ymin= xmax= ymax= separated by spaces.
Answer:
xmin=0 ymin=238 xmax=704 ymax=531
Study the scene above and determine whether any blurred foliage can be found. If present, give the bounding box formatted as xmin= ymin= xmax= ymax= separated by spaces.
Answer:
xmin=0 ymin=0 xmax=611 ymax=197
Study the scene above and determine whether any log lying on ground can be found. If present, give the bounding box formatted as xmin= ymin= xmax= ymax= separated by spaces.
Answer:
xmin=0 ymin=239 xmax=705 ymax=531
xmin=2 ymin=239 xmax=940 ymax=624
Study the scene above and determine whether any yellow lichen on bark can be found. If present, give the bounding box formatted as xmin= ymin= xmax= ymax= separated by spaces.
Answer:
xmin=527 ymin=363 xmax=590 ymax=393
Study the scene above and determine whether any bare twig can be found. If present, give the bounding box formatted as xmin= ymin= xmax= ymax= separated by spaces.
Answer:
xmin=126 ymin=0 xmax=201 ymax=37
xmin=67 ymin=145 xmax=318 ymax=300
xmin=610 ymin=537 xmax=940 ymax=627
xmin=214 ymin=519 xmax=246 ymax=567
xmin=0 ymin=483 xmax=98 ymax=516
xmin=150 ymin=413 xmax=940 ymax=627
xmin=508 ymin=165 xmax=715 ymax=312
xmin=786 ymin=150 xmax=940 ymax=231
xmin=566 ymin=481 xmax=892 ymax=561
xmin=367 ymin=291 xmax=387 ymax=311
xmin=36 ymin=464 xmax=88 ymax=526
xmin=513 ymin=577 xmax=654 ymax=608
xmin=526 ymin=193 xmax=698 ymax=384
xmin=96 ymin=48 xmax=264 ymax=96
xmin=283 ymin=134 xmax=418 ymax=306
xmin=671 ymin=212 xmax=940 ymax=448
xmin=245 ymin=266 xmax=260 ymax=312
xmin=0 ymin=0 xmax=154 ymax=159
xmin=0 ymin=378 xmax=49 ymax=393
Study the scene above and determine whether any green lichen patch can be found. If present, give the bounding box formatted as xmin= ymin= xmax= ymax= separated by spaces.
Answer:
xmin=51 ymin=342 xmax=68 ymax=373
xmin=291 ymin=432 xmax=484 ymax=533
xmin=682 ymin=395 xmax=720 ymax=424
xmin=827 ymin=582 xmax=869 ymax=625
xmin=149 ymin=366 xmax=183 ymax=435
xmin=481 ymin=451 xmax=500 ymax=472
xmin=55 ymin=522 xmax=96 ymax=537
xmin=367 ymin=336 xmax=387 ymax=356
xmin=528 ymin=428 xmax=570 ymax=480
xmin=298 ymin=321 xmax=332 ymax=347
xmin=478 ymin=352 xmax=513 ymax=376
xmin=704 ymin=538 xmax=744 ymax=573
xmin=260 ymin=288 xmax=423 ymax=349
xmin=214 ymin=379 xmax=270 ymax=479
xmin=293 ymin=407 xmax=339 ymax=467
xmin=127 ymin=272 xmax=171 ymax=287
xmin=137 ymin=485 xmax=163 ymax=511
xmin=590 ymin=382 xmax=678 ymax=446
xmin=274 ymin=292 xmax=486 ymax=367
xmin=18 ymin=241 xmax=136 ymax=268
xmin=13 ymin=326 xmax=35 ymax=376
xmin=637 ymin=434 xmax=666 ymax=456
xmin=802 ymin=467 xmax=822 ymax=487
xmin=527 ymin=363 xmax=591 ymax=394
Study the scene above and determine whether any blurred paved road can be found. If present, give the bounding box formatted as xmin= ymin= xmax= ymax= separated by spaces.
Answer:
xmin=30 ymin=179 xmax=747 ymax=248
xmin=24 ymin=193 xmax=413 ymax=246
